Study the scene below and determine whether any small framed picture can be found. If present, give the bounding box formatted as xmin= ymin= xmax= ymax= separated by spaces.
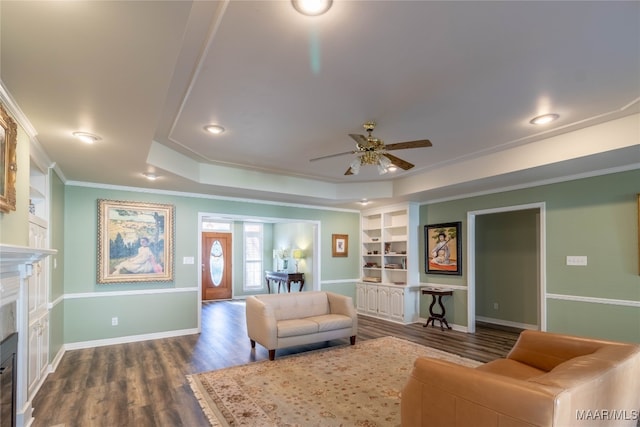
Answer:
xmin=425 ymin=222 xmax=462 ymax=275
xmin=332 ymin=234 xmax=348 ymax=257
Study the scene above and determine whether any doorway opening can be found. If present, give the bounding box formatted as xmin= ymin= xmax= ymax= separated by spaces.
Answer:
xmin=466 ymin=202 xmax=546 ymax=334
xmin=196 ymin=213 xmax=321 ymax=332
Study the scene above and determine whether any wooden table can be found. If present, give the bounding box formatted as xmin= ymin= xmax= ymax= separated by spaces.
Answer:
xmin=264 ymin=271 xmax=305 ymax=293
xmin=421 ymin=287 xmax=453 ymax=330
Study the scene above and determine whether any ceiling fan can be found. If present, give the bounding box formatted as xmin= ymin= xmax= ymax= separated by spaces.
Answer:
xmin=310 ymin=121 xmax=432 ymax=175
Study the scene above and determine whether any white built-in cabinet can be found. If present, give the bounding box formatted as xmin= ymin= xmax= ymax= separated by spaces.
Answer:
xmin=27 ymin=159 xmax=50 ymax=399
xmin=356 ymin=203 xmax=420 ymax=324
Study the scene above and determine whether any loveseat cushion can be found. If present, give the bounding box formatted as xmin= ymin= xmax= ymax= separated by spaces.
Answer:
xmin=306 ymin=314 xmax=353 ymax=332
xmin=277 ymin=318 xmax=319 ymax=338
xmin=263 ymin=292 xmax=330 ymax=321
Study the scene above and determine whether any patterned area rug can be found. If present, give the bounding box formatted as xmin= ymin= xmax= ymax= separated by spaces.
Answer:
xmin=187 ymin=336 xmax=482 ymax=427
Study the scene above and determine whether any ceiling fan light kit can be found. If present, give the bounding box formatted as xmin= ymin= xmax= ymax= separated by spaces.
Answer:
xmin=309 ymin=121 xmax=433 ymax=176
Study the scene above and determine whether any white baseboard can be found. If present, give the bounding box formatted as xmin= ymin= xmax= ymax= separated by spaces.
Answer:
xmin=49 ymin=346 xmax=65 ymax=372
xmin=64 ymin=328 xmax=199 ymax=351
xmin=476 ymin=316 xmax=537 ymax=330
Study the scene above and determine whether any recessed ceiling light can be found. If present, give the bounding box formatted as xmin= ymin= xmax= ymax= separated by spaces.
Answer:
xmin=204 ymin=124 xmax=225 ymax=135
xmin=142 ymin=172 xmax=158 ymax=181
xmin=529 ymin=113 xmax=559 ymax=125
xmin=72 ymin=131 xmax=101 ymax=144
xmin=359 ymin=199 xmax=370 ymax=206
xmin=292 ymin=0 xmax=333 ymax=16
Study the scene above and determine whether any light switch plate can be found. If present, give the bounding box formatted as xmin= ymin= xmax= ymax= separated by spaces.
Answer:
xmin=183 ymin=256 xmax=195 ymax=265
xmin=566 ymin=256 xmax=587 ymax=266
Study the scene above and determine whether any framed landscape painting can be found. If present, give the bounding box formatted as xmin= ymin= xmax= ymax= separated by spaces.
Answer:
xmin=98 ymin=199 xmax=174 ymax=283
xmin=425 ymin=222 xmax=462 ymax=275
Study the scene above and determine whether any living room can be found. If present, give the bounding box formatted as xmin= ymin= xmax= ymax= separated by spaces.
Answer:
xmin=1 ymin=1 xmax=639 ymax=426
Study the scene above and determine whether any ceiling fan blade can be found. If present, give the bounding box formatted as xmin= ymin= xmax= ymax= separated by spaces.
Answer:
xmin=344 ymin=167 xmax=354 ymax=175
xmin=309 ymin=150 xmax=355 ymax=162
xmin=349 ymin=133 xmax=368 ymax=145
xmin=385 ymin=139 xmax=432 ymax=151
xmin=383 ymin=153 xmax=414 ymax=170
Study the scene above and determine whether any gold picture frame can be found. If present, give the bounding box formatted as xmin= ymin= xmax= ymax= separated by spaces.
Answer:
xmin=0 ymin=103 xmax=18 ymax=214
xmin=332 ymin=234 xmax=348 ymax=257
xmin=98 ymin=199 xmax=175 ymax=283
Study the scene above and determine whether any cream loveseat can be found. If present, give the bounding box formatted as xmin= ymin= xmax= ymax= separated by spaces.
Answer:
xmin=401 ymin=330 xmax=640 ymax=427
xmin=245 ymin=291 xmax=357 ymax=360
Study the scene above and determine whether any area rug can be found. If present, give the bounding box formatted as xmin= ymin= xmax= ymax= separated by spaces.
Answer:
xmin=187 ymin=336 xmax=482 ymax=427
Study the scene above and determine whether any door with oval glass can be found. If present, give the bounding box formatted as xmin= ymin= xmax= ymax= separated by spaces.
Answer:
xmin=202 ymin=232 xmax=232 ymax=300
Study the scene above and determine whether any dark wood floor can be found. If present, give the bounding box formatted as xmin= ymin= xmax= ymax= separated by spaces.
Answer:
xmin=32 ymin=300 xmax=520 ymax=427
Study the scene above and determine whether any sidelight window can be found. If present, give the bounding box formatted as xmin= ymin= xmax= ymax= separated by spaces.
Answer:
xmin=244 ymin=223 xmax=263 ymax=290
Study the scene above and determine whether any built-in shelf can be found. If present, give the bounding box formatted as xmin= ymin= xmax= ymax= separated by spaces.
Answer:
xmin=357 ymin=203 xmax=420 ymax=324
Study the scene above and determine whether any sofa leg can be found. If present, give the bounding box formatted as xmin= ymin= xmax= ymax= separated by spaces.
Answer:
xmin=350 ymin=336 xmax=356 ymax=345
xmin=250 ymin=339 xmax=256 ymax=348
xmin=268 ymin=349 xmax=276 ymax=361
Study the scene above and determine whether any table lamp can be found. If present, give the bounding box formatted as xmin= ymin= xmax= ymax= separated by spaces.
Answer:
xmin=292 ymin=249 xmax=305 ymax=273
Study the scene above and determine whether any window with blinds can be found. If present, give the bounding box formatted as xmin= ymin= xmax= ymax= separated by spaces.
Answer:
xmin=244 ymin=223 xmax=263 ymax=290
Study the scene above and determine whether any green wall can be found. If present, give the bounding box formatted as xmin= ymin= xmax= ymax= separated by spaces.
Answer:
xmin=476 ymin=209 xmax=538 ymax=326
xmin=273 ymin=222 xmax=314 ymax=289
xmin=420 ymin=169 xmax=640 ymax=343
xmin=63 ymin=184 xmax=360 ymax=344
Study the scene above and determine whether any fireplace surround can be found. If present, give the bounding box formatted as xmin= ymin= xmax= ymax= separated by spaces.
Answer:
xmin=0 ymin=244 xmax=55 ymax=427
xmin=1 ymin=332 xmax=18 ymax=427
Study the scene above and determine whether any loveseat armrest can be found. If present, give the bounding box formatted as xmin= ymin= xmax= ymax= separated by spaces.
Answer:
xmin=326 ymin=292 xmax=358 ymax=336
xmin=326 ymin=292 xmax=356 ymax=318
xmin=245 ymin=296 xmax=278 ymax=350
xmin=402 ymin=357 xmax=558 ymax=427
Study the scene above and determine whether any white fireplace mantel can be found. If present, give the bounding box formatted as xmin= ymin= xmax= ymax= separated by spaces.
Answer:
xmin=0 ymin=243 xmax=56 ymax=277
xmin=0 ymin=243 xmax=56 ymax=427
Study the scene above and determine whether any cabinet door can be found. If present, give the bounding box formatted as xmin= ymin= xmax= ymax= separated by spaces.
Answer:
xmin=39 ymin=315 xmax=49 ymax=380
xmin=36 ymin=262 xmax=47 ymax=310
xmin=28 ymin=272 xmax=38 ymax=315
xmin=389 ymin=288 xmax=405 ymax=321
xmin=355 ymin=284 xmax=367 ymax=312
xmin=366 ymin=287 xmax=378 ymax=313
xmin=28 ymin=322 xmax=40 ymax=393
xmin=377 ymin=287 xmax=390 ymax=317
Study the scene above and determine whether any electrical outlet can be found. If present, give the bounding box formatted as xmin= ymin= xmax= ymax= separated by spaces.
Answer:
xmin=493 ymin=302 xmax=499 ymax=310
xmin=566 ymin=256 xmax=588 ymax=266
xmin=111 ymin=317 xmax=118 ymax=326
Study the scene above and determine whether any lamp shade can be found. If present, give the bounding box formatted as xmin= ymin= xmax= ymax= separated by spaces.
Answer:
xmin=292 ymin=249 xmax=304 ymax=260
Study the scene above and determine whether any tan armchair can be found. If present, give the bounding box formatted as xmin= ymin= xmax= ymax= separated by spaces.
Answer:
xmin=401 ymin=330 xmax=640 ymax=427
